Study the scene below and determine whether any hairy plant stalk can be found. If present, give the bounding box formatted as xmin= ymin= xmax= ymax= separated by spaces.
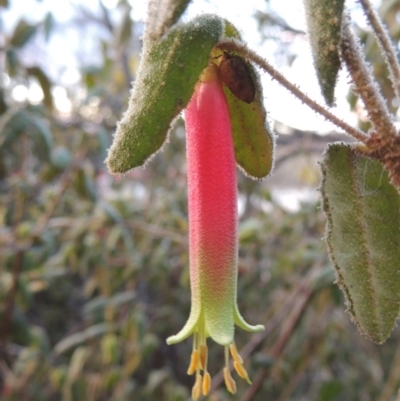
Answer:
xmin=216 ymin=40 xmax=368 ymax=143
xmin=145 ymin=0 xmax=171 ymax=42
xmin=359 ymin=0 xmax=400 ymax=101
xmin=340 ymin=18 xmax=397 ymax=139
xmin=145 ymin=0 xmax=191 ymax=42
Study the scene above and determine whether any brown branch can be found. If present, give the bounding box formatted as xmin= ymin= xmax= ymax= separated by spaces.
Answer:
xmin=216 ymin=40 xmax=368 ymax=144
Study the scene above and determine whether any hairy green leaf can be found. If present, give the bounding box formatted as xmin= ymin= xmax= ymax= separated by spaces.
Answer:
xmin=211 ymin=22 xmax=274 ymax=179
xmin=214 ymin=48 xmax=274 ymax=178
xmin=321 ymin=143 xmax=400 ymax=343
xmin=106 ymin=14 xmax=224 ymax=174
xmin=303 ymin=0 xmax=345 ymax=106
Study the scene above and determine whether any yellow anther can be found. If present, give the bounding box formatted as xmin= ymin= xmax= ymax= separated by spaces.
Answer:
xmin=223 ymin=367 xmax=237 ymax=394
xmin=229 ymin=343 xmax=243 ymax=364
xmin=233 ymin=360 xmax=252 ymax=384
xmin=202 ymin=371 xmax=211 ymax=395
xmin=199 ymin=344 xmax=208 ymax=370
xmin=187 ymin=350 xmax=201 ymax=375
xmin=192 ymin=374 xmax=203 ymax=401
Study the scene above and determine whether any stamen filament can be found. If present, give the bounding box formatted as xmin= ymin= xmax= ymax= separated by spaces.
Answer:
xmin=199 ymin=345 xmax=207 ymax=371
xmin=229 ymin=342 xmax=243 ymax=364
xmin=224 ymin=345 xmax=230 ymax=368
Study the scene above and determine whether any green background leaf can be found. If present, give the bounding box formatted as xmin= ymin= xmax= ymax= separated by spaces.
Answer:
xmin=26 ymin=66 xmax=54 ymax=111
xmin=9 ymin=19 xmax=37 ymax=48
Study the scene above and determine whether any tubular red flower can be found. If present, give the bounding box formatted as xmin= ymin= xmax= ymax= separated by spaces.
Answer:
xmin=167 ymin=63 xmax=263 ymax=399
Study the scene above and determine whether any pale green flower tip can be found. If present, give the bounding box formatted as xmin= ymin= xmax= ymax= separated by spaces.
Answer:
xmin=166 ymin=306 xmax=201 ymax=345
xmin=251 ymin=324 xmax=265 ymax=332
xmin=236 ymin=320 xmax=265 ymax=333
xmin=166 ymin=335 xmax=181 ymax=345
xmin=234 ymin=305 xmax=264 ymax=333
xmin=166 ymin=325 xmax=195 ymax=345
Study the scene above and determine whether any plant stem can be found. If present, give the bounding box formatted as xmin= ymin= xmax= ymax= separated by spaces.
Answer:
xmin=359 ymin=0 xmax=400 ymax=101
xmin=144 ymin=0 xmax=191 ymax=43
xmin=340 ymin=18 xmax=397 ymax=139
xmin=216 ymin=40 xmax=368 ymax=143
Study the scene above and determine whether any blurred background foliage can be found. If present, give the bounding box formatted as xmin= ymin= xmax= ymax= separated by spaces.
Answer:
xmin=1 ymin=0 xmax=400 ymax=400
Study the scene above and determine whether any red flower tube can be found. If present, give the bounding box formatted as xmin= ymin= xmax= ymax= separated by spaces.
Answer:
xmin=167 ymin=63 xmax=264 ymax=399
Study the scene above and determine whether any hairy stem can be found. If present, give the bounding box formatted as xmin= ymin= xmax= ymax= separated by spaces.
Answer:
xmin=144 ymin=0 xmax=191 ymax=43
xmin=359 ymin=0 xmax=400 ymax=101
xmin=340 ymin=18 xmax=397 ymax=139
xmin=216 ymin=40 xmax=368 ymax=143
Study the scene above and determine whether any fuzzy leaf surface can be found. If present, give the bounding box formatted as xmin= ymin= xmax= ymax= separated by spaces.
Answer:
xmin=304 ymin=0 xmax=345 ymax=106
xmin=213 ymin=23 xmax=274 ymax=179
xmin=106 ymin=14 xmax=224 ymax=174
xmin=321 ymin=143 xmax=400 ymax=343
